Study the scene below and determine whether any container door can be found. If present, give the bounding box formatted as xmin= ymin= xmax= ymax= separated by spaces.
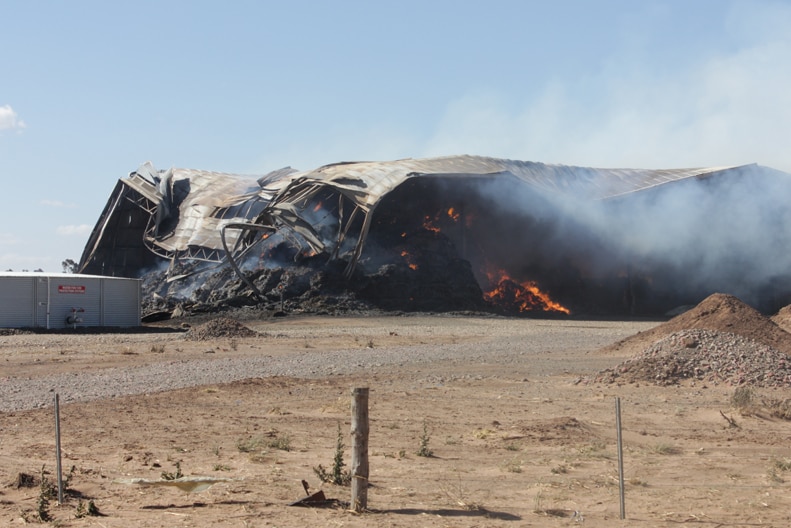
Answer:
xmin=35 ymin=276 xmax=49 ymax=328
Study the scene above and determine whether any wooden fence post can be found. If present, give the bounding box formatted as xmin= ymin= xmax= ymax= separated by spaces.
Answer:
xmin=616 ymin=396 xmax=625 ymax=519
xmin=350 ymin=387 xmax=369 ymax=512
xmin=54 ymin=393 xmax=64 ymax=505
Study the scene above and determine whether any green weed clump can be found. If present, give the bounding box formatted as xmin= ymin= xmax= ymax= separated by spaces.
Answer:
xmin=313 ymin=422 xmax=351 ymax=485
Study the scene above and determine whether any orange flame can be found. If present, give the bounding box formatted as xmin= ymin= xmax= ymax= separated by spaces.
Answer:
xmin=401 ymin=250 xmax=419 ymax=271
xmin=483 ymin=269 xmax=570 ymax=314
xmin=447 ymin=207 xmax=460 ymax=221
xmin=422 ymin=215 xmax=441 ymax=234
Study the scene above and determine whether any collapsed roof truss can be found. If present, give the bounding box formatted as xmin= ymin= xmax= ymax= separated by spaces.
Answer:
xmin=79 ymin=155 xmax=755 ymax=281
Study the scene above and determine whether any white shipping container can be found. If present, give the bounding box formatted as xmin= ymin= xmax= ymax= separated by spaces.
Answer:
xmin=0 ymin=273 xmax=141 ymax=329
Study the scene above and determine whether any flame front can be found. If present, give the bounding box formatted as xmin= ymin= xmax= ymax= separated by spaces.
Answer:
xmin=483 ymin=270 xmax=570 ymax=314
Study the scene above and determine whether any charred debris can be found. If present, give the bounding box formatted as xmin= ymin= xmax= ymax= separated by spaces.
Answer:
xmin=78 ymin=155 xmax=791 ymax=319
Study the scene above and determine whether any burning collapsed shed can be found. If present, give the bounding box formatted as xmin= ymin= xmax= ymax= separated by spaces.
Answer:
xmin=78 ymin=155 xmax=791 ymax=317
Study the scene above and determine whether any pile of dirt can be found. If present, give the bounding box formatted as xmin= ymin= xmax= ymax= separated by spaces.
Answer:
xmin=595 ymin=328 xmax=791 ymax=387
xmin=184 ymin=317 xmax=261 ymax=341
xmin=602 ymin=293 xmax=791 ymax=356
xmin=771 ymin=305 xmax=791 ymax=333
xmin=595 ymin=293 xmax=791 ymax=387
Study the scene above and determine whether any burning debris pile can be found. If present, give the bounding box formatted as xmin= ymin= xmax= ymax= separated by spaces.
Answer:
xmin=79 ymin=156 xmax=791 ymax=319
xmin=594 ymin=294 xmax=791 ymax=387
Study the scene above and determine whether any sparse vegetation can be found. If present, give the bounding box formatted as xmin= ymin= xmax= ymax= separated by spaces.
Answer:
xmin=417 ymin=420 xmax=433 ymax=457
xmin=440 ymin=478 xmax=482 ymax=511
xmin=75 ymin=499 xmax=102 ymax=518
xmin=267 ymin=434 xmax=292 ymax=451
xmin=473 ymin=428 xmax=495 ymax=440
xmin=36 ymin=466 xmax=55 ymax=522
xmin=652 ymin=443 xmax=681 ymax=455
xmin=502 ymin=457 xmax=523 ymax=473
xmin=150 ymin=344 xmax=165 ymax=353
xmin=731 ymin=386 xmax=756 ymax=414
xmin=774 ymin=457 xmax=791 ymax=471
xmin=533 ymin=482 xmax=544 ymax=513
xmin=313 ymin=422 xmax=351 ymax=485
xmin=767 ymin=456 xmax=791 ymax=483
xmin=236 ymin=430 xmax=291 ymax=454
xmin=763 ymin=397 xmax=791 ymax=420
xmin=161 ymin=461 xmax=183 ymax=480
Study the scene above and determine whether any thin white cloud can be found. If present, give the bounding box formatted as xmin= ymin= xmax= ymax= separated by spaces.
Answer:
xmin=425 ymin=3 xmax=791 ymax=173
xmin=0 ymin=105 xmax=26 ymax=131
xmin=41 ymin=199 xmax=78 ymax=208
xmin=0 ymin=233 xmax=19 ymax=246
xmin=56 ymin=224 xmax=93 ymax=236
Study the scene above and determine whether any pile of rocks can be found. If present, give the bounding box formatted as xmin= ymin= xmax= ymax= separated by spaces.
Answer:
xmin=595 ymin=328 xmax=791 ymax=387
xmin=595 ymin=293 xmax=791 ymax=387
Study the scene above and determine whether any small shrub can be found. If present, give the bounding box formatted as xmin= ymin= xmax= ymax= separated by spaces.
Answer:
xmin=314 ymin=423 xmax=351 ymax=486
xmin=37 ymin=466 xmax=55 ymax=522
xmin=731 ymin=386 xmax=756 ymax=414
xmin=763 ymin=398 xmax=791 ymax=420
xmin=653 ymin=443 xmax=681 ymax=455
xmin=417 ymin=420 xmax=433 ymax=457
xmin=75 ymin=499 xmax=102 ymax=518
xmin=267 ymin=435 xmax=292 ymax=452
xmin=773 ymin=457 xmax=791 ymax=472
xmin=237 ymin=435 xmax=266 ymax=453
xmin=502 ymin=457 xmax=523 ymax=473
xmin=150 ymin=344 xmax=165 ymax=353
xmin=161 ymin=462 xmax=183 ymax=480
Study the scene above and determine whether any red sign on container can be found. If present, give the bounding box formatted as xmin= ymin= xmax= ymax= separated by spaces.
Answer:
xmin=58 ymin=285 xmax=86 ymax=294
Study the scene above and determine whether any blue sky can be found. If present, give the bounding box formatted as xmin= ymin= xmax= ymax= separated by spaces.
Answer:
xmin=2 ymin=0 xmax=790 ymax=273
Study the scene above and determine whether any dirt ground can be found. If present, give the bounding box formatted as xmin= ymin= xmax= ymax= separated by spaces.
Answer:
xmin=2 ymin=314 xmax=791 ymax=527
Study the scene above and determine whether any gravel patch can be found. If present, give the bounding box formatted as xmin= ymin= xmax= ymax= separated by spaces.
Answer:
xmin=0 ymin=319 xmax=651 ymax=412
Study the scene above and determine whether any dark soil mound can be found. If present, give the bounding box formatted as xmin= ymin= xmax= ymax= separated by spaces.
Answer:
xmin=602 ymin=293 xmax=791 ymax=356
xmin=185 ymin=318 xmax=260 ymax=341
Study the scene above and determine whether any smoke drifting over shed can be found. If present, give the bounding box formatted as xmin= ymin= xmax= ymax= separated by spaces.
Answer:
xmin=79 ymin=156 xmax=791 ymax=317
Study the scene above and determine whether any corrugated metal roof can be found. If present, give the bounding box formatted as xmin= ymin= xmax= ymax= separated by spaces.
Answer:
xmin=80 ymin=155 xmax=762 ymax=277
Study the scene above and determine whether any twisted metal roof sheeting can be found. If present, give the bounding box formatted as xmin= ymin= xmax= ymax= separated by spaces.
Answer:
xmin=81 ymin=155 xmax=757 ymax=276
